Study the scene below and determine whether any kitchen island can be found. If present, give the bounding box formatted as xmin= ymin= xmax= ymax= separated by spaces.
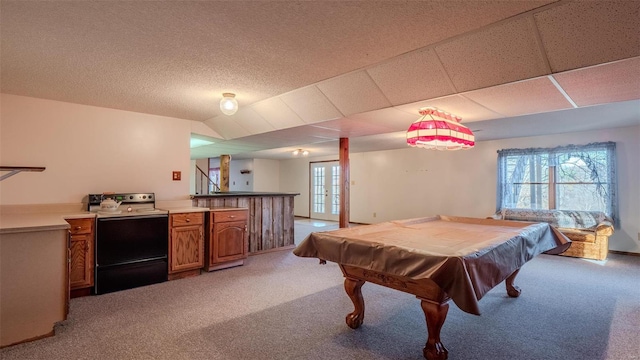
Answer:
xmin=191 ymin=192 xmax=298 ymax=254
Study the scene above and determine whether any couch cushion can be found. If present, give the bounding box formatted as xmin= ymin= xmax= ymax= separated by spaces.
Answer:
xmin=557 ymin=228 xmax=596 ymax=243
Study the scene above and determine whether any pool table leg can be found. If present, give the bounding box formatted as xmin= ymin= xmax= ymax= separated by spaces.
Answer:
xmin=344 ymin=277 xmax=365 ymax=329
xmin=505 ymin=268 xmax=521 ymax=297
xmin=420 ymin=299 xmax=449 ymax=360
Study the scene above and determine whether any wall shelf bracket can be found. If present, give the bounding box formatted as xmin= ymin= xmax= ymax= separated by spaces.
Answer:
xmin=0 ymin=166 xmax=46 ymax=182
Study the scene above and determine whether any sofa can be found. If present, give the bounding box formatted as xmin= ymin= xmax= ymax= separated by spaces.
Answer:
xmin=491 ymin=208 xmax=614 ymax=260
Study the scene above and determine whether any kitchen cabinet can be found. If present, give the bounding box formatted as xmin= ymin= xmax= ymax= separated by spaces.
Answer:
xmin=206 ymin=209 xmax=248 ymax=271
xmin=66 ymin=218 xmax=94 ymax=298
xmin=168 ymin=212 xmax=204 ymax=280
xmin=192 ymin=193 xmax=297 ymax=253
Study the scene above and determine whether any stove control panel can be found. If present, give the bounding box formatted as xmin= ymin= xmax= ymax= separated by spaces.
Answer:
xmin=88 ymin=193 xmax=155 ymax=206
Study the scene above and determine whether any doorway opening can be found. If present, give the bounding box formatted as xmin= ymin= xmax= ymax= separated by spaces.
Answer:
xmin=310 ymin=161 xmax=340 ymax=221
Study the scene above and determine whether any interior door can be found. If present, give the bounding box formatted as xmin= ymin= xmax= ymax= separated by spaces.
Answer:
xmin=310 ymin=161 xmax=340 ymax=221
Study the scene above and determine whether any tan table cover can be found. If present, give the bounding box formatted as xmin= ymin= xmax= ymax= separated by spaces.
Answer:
xmin=293 ymin=215 xmax=570 ymax=315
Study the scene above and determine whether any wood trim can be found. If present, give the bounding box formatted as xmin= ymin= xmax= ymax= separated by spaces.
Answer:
xmin=168 ymin=268 xmax=201 ymax=280
xmin=248 ymin=244 xmax=296 ymax=256
xmin=0 ymin=330 xmax=55 ymax=349
xmin=339 ymin=138 xmax=350 ymax=228
xmin=609 ymin=250 xmax=640 ymax=257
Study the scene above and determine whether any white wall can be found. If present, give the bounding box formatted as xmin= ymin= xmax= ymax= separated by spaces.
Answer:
xmin=229 ymin=159 xmax=253 ymax=191
xmin=253 ymin=158 xmax=280 ymax=192
xmin=0 ymin=94 xmax=192 ymax=204
xmin=279 ymin=125 xmax=640 ymax=254
xmin=280 ymin=155 xmax=336 ymax=217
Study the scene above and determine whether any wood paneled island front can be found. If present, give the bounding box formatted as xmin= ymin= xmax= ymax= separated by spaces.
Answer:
xmin=191 ymin=192 xmax=298 ymax=254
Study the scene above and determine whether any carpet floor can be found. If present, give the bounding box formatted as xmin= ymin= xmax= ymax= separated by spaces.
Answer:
xmin=1 ymin=230 xmax=638 ymax=359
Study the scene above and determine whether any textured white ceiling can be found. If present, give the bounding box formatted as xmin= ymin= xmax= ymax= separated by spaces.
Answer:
xmin=1 ymin=0 xmax=639 ymax=160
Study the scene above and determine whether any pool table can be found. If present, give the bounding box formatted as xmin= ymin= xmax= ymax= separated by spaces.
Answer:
xmin=293 ymin=215 xmax=570 ymax=360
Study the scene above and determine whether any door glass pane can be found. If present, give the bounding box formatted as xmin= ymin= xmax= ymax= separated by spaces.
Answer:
xmin=331 ymin=165 xmax=340 ymax=215
xmin=313 ymin=167 xmax=325 ymax=213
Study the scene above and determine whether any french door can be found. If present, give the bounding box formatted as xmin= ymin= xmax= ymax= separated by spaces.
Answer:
xmin=310 ymin=161 xmax=340 ymax=221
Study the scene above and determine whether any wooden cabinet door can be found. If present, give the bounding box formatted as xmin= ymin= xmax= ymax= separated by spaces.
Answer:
xmin=69 ymin=233 xmax=92 ymax=288
xmin=170 ymin=225 xmax=204 ymax=272
xmin=212 ymin=220 xmax=247 ymax=264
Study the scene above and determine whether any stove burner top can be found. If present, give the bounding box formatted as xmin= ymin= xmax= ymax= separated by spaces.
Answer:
xmin=88 ymin=192 xmax=167 ymax=218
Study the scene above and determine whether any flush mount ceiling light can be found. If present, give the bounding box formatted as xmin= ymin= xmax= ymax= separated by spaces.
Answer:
xmin=406 ymin=107 xmax=475 ymax=151
xmin=292 ymin=149 xmax=309 ymax=156
xmin=219 ymin=93 xmax=238 ymax=115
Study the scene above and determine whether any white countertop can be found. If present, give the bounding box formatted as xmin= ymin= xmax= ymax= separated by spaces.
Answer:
xmin=0 ymin=210 xmax=95 ymax=234
xmin=159 ymin=206 xmax=209 ymax=214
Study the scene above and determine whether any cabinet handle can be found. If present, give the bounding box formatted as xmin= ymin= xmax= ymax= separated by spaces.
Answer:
xmin=186 ymin=218 xmax=190 ymax=222
xmin=75 ymin=226 xmax=82 ymax=230
xmin=229 ymin=215 xmax=235 ymax=218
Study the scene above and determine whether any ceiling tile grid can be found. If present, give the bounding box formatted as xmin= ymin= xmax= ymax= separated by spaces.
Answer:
xmin=553 ymin=56 xmax=640 ymax=107
xmin=462 ymin=76 xmax=573 ymax=117
xmin=534 ymin=1 xmax=640 ymax=73
xmin=316 ymin=70 xmax=392 ymax=116
xmin=279 ymin=85 xmax=344 ymax=124
xmin=366 ymin=48 xmax=456 ymax=106
xmin=435 ymin=16 xmax=551 ymax=92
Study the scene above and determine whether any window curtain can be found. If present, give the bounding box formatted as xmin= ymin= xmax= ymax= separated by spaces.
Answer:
xmin=496 ymin=142 xmax=618 ymax=227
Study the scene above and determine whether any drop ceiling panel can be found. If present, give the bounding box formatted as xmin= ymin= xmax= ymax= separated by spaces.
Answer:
xmin=462 ymin=77 xmax=572 ymax=117
xmin=534 ymin=1 xmax=640 ymax=73
xmin=225 ymin=107 xmax=276 ymax=135
xmin=279 ymin=85 xmax=343 ymax=124
xmin=308 ymin=118 xmax=394 ymax=138
xmin=250 ymin=97 xmax=306 ymax=129
xmin=269 ymin=124 xmax=342 ymax=140
xmin=348 ymin=108 xmax=419 ymax=132
xmin=367 ymin=48 xmax=456 ymax=105
xmin=553 ymin=57 xmax=640 ymax=107
xmin=317 ymin=71 xmax=392 ymax=116
xmin=395 ymin=94 xmax=504 ymax=124
xmin=436 ymin=16 xmax=550 ymax=92
xmin=205 ymin=117 xmax=251 ymax=140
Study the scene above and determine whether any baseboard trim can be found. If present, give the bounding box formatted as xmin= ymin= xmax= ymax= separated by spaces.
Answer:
xmin=609 ymin=250 xmax=640 ymax=257
xmin=1 ymin=330 xmax=55 ymax=349
xmin=249 ymin=245 xmax=296 ymax=256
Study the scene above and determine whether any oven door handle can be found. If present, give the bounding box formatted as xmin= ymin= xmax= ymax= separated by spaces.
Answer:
xmin=98 ymin=214 xmax=168 ymax=221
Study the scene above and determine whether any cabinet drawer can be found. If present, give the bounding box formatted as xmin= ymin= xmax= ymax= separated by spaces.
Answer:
xmin=211 ymin=210 xmax=247 ymax=223
xmin=67 ymin=218 xmax=94 ymax=235
xmin=171 ymin=213 xmax=204 ymax=227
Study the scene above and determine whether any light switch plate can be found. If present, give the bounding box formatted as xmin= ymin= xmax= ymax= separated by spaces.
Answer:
xmin=172 ymin=171 xmax=181 ymax=181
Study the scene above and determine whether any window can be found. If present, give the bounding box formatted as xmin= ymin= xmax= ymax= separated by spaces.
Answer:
xmin=208 ymin=165 xmax=220 ymax=193
xmin=497 ymin=142 xmax=618 ymax=226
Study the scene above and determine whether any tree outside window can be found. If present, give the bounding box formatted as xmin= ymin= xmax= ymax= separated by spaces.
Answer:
xmin=497 ymin=142 xmax=618 ymax=226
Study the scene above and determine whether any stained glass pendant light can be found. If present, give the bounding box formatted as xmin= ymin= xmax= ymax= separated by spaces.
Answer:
xmin=406 ymin=107 xmax=475 ymax=150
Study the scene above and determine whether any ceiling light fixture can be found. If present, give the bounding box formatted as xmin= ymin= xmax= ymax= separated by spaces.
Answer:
xmin=406 ymin=107 xmax=475 ymax=150
xmin=292 ymin=149 xmax=309 ymax=156
xmin=219 ymin=93 xmax=238 ymax=115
